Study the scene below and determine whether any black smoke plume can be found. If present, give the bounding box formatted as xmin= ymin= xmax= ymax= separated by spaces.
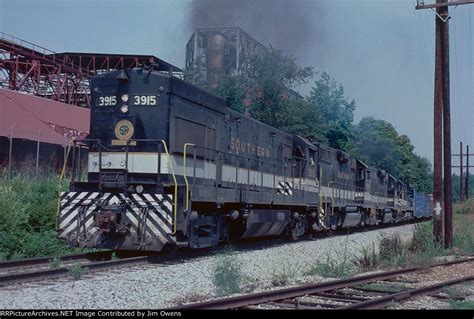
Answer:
xmin=187 ymin=0 xmax=324 ymax=62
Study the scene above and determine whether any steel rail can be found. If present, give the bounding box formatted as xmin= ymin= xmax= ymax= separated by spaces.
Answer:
xmin=342 ymin=274 xmax=474 ymax=309
xmin=0 ymin=255 xmax=155 ymax=287
xmin=175 ymin=257 xmax=473 ymax=309
xmin=0 ymin=251 xmax=112 ymax=269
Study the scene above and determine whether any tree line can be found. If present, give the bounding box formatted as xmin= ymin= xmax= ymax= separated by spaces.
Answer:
xmin=185 ymin=48 xmax=432 ymax=193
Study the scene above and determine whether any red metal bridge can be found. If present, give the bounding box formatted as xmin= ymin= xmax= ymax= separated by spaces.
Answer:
xmin=0 ymin=32 xmax=182 ymax=107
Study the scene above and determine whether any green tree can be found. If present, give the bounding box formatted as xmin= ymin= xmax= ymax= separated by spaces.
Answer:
xmin=239 ymin=47 xmax=314 ymax=128
xmin=348 ymin=117 xmax=432 ymax=192
xmin=185 ymin=47 xmax=317 ymax=136
xmin=309 ymin=72 xmax=356 ymax=150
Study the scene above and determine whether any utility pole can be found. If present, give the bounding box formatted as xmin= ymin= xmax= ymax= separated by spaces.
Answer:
xmin=416 ymin=0 xmax=474 ymax=248
xmin=433 ymin=0 xmax=444 ymax=244
xmin=453 ymin=144 xmax=473 ymax=200
xmin=440 ymin=0 xmax=453 ymax=249
xmin=460 ymin=141 xmax=463 ymax=202
xmin=466 ymin=145 xmax=470 ymax=199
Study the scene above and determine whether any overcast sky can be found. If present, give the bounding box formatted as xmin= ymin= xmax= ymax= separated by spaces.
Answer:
xmin=1 ymin=0 xmax=473 ymax=168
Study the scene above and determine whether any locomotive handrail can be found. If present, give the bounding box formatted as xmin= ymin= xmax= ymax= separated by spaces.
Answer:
xmin=183 ymin=143 xmax=196 ymax=212
xmin=70 ymin=139 xmax=115 ymax=189
xmin=125 ymin=139 xmax=163 ymax=187
xmin=158 ymin=140 xmax=178 ymax=235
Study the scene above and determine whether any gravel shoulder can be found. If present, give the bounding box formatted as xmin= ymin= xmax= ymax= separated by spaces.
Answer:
xmin=0 ymin=224 xmax=416 ymax=309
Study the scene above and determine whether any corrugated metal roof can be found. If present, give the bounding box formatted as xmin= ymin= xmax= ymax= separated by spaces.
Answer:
xmin=0 ymin=88 xmax=90 ymax=145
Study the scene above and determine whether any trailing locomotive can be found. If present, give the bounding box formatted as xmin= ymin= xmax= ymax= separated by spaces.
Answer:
xmin=58 ymin=66 xmax=432 ymax=252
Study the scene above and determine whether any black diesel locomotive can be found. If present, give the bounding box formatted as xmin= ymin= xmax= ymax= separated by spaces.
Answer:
xmin=58 ymin=66 xmax=432 ymax=251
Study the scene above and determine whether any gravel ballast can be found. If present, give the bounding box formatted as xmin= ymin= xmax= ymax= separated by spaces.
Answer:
xmin=0 ymin=224 xmax=417 ymax=309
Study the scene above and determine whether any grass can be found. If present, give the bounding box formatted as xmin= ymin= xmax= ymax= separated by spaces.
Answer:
xmin=356 ymin=282 xmax=406 ymax=293
xmin=441 ymin=286 xmax=467 ymax=301
xmin=353 ymin=204 xmax=473 ymax=273
xmin=68 ymin=263 xmax=87 ymax=280
xmin=453 ymin=211 xmax=474 ymax=255
xmin=455 ymin=198 xmax=474 ymax=215
xmin=49 ymin=256 xmax=60 ymax=269
xmin=408 ymin=221 xmax=445 ymax=265
xmin=449 ymin=301 xmax=474 ymax=309
xmin=212 ymin=247 xmax=243 ymax=296
xmin=305 ymin=239 xmax=351 ymax=278
xmin=354 ymin=234 xmax=408 ymax=272
xmin=305 ymin=256 xmax=350 ymax=278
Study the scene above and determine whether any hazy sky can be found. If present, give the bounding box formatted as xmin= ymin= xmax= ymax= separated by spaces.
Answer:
xmin=1 ymin=0 xmax=473 ymax=167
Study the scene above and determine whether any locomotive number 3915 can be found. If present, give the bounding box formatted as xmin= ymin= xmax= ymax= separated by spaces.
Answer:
xmin=98 ymin=96 xmax=117 ymax=106
xmin=133 ymin=95 xmax=158 ymax=105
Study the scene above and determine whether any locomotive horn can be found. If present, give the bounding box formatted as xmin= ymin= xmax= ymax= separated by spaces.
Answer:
xmin=116 ymin=69 xmax=129 ymax=82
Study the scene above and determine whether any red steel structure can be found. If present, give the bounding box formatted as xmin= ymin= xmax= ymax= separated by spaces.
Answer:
xmin=0 ymin=32 xmax=181 ymax=107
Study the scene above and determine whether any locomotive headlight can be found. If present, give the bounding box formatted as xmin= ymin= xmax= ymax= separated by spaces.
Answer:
xmin=121 ymin=94 xmax=129 ymax=102
xmin=120 ymin=104 xmax=129 ymax=113
xmin=136 ymin=185 xmax=144 ymax=194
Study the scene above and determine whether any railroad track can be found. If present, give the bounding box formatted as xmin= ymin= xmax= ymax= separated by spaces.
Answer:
xmin=0 ymin=220 xmax=429 ymax=288
xmin=175 ymin=256 xmax=474 ymax=310
xmin=0 ymin=251 xmax=161 ymax=287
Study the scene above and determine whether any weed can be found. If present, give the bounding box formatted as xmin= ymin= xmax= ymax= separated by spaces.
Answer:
xmin=68 ymin=263 xmax=87 ymax=280
xmin=271 ymin=262 xmax=299 ymax=286
xmin=449 ymin=301 xmax=474 ymax=309
xmin=49 ymin=256 xmax=60 ymax=269
xmin=453 ymin=219 xmax=474 ymax=255
xmin=410 ymin=221 xmax=444 ymax=265
xmin=354 ymin=242 xmax=379 ymax=271
xmin=441 ymin=286 xmax=466 ymax=301
xmin=241 ymin=277 xmax=261 ymax=293
xmin=305 ymin=253 xmax=350 ymax=278
xmin=454 ymin=199 xmax=474 ymax=215
xmin=111 ymin=252 xmax=118 ymax=260
xmin=212 ymin=247 xmax=242 ymax=296
xmin=356 ymin=282 xmax=406 ymax=293
xmin=379 ymin=233 xmax=408 ymax=267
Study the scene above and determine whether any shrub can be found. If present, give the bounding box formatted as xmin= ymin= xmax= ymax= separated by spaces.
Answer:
xmin=212 ymin=248 xmax=242 ymax=296
xmin=0 ymin=174 xmax=76 ymax=259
